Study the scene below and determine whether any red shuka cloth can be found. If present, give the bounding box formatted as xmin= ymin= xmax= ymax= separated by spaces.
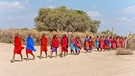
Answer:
xmin=75 ymin=38 xmax=81 ymax=49
xmin=121 ymin=38 xmax=125 ymax=47
xmin=99 ymin=38 xmax=104 ymax=49
xmin=40 ymin=36 xmax=48 ymax=52
xmin=61 ymin=37 xmax=68 ymax=52
xmin=51 ymin=37 xmax=59 ymax=48
xmin=26 ymin=49 xmax=33 ymax=54
xmin=61 ymin=37 xmax=68 ymax=47
xmin=14 ymin=36 xmax=24 ymax=54
xmin=117 ymin=39 xmax=121 ymax=48
xmin=111 ymin=39 xmax=117 ymax=49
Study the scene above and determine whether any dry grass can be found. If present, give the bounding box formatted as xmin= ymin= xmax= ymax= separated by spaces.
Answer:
xmin=127 ymin=34 xmax=135 ymax=50
xmin=0 ymin=29 xmax=94 ymax=46
xmin=116 ymin=48 xmax=133 ymax=55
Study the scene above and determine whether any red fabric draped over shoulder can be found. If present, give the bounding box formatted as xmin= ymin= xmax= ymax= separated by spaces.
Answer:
xmin=99 ymin=38 xmax=104 ymax=49
xmin=41 ymin=36 xmax=48 ymax=52
xmin=121 ymin=38 xmax=125 ymax=48
xmin=61 ymin=37 xmax=68 ymax=47
xmin=14 ymin=36 xmax=24 ymax=54
xmin=51 ymin=37 xmax=59 ymax=48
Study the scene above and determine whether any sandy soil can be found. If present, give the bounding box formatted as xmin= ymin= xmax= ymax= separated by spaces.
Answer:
xmin=0 ymin=43 xmax=135 ymax=76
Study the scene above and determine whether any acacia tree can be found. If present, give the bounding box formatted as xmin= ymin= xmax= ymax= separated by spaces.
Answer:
xmin=34 ymin=6 xmax=100 ymax=33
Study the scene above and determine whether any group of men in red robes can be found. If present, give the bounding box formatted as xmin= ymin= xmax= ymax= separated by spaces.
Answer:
xmin=11 ymin=33 xmax=70 ymax=62
xmin=11 ymin=33 xmax=48 ymax=62
xmin=97 ymin=36 xmax=125 ymax=51
xmin=11 ymin=33 xmax=125 ymax=62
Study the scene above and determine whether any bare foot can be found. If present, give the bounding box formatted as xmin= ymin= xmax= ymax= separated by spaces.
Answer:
xmin=39 ymin=56 xmax=42 ymax=59
xmin=49 ymin=56 xmax=52 ymax=58
xmin=59 ymin=54 xmax=62 ymax=57
xmin=88 ymin=51 xmax=92 ymax=53
xmin=33 ymin=56 xmax=35 ymax=60
xmin=10 ymin=59 xmax=14 ymax=63
xmin=26 ymin=58 xmax=29 ymax=61
xmin=20 ymin=59 xmax=23 ymax=62
xmin=55 ymin=56 xmax=57 ymax=58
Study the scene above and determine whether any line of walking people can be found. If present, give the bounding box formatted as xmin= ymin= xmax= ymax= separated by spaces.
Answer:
xmin=11 ymin=33 xmax=125 ymax=63
xmin=11 ymin=33 xmax=82 ymax=63
xmin=84 ymin=35 xmax=125 ymax=52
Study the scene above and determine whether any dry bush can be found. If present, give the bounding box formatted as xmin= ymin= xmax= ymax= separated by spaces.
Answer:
xmin=127 ymin=34 xmax=135 ymax=50
xmin=116 ymin=48 xmax=133 ymax=55
xmin=0 ymin=29 xmax=94 ymax=46
xmin=0 ymin=29 xmax=40 ymax=45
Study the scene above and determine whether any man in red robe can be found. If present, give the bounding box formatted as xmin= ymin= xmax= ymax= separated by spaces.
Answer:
xmin=121 ymin=37 xmax=125 ymax=48
xmin=40 ymin=33 xmax=48 ymax=59
xmin=50 ymin=35 xmax=59 ymax=58
xmin=99 ymin=36 xmax=104 ymax=51
xmin=116 ymin=37 xmax=121 ymax=48
xmin=65 ymin=35 xmax=69 ymax=55
xmin=60 ymin=34 xmax=68 ymax=57
xmin=11 ymin=33 xmax=24 ymax=63
xmin=111 ymin=37 xmax=117 ymax=49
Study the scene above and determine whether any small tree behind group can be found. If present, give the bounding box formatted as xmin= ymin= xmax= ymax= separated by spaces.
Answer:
xmin=34 ymin=6 xmax=100 ymax=33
